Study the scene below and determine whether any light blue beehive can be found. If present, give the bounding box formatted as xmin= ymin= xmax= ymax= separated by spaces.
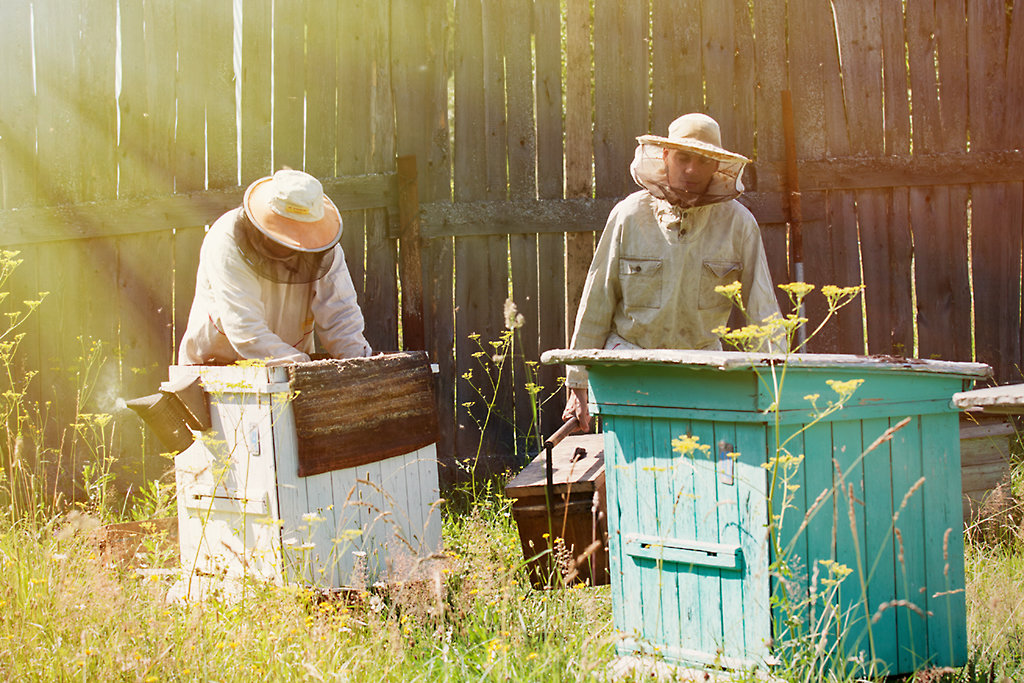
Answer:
xmin=542 ymin=349 xmax=990 ymax=677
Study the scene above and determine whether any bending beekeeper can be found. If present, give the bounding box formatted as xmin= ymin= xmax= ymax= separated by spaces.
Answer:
xmin=562 ymin=113 xmax=784 ymax=431
xmin=178 ymin=169 xmax=372 ymax=365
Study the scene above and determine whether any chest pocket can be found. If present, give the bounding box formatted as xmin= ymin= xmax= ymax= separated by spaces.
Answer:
xmin=699 ymin=259 xmax=742 ymax=310
xmin=619 ymin=258 xmax=663 ymax=309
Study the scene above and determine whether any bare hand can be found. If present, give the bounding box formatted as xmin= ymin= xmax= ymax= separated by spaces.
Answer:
xmin=562 ymin=387 xmax=591 ymax=433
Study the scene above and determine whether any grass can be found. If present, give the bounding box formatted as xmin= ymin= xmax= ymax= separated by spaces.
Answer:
xmin=0 ymin=481 xmax=616 ymax=682
xmin=2 ymin=461 xmax=1024 ymax=681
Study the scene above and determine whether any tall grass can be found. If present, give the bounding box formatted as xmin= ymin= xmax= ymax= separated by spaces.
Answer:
xmin=0 ymin=483 xmax=617 ymax=682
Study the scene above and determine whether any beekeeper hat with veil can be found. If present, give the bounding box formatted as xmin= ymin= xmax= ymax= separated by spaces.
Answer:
xmin=630 ymin=113 xmax=751 ymax=208
xmin=234 ymin=169 xmax=343 ymax=284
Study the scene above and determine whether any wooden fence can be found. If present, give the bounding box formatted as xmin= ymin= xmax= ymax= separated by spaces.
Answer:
xmin=1 ymin=0 xmax=1023 ymax=489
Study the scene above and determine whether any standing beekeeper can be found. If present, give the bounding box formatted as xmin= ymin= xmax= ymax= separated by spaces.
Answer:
xmin=178 ymin=169 xmax=372 ymax=365
xmin=562 ymin=113 xmax=783 ymax=430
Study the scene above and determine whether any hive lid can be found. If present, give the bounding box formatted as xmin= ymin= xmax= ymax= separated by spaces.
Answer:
xmin=541 ymin=348 xmax=992 ymax=379
xmin=505 ymin=434 xmax=605 ymax=498
xmin=953 ymin=382 xmax=1024 ymax=414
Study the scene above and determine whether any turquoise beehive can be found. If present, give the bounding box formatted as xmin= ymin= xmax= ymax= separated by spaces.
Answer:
xmin=542 ymin=349 xmax=990 ymax=677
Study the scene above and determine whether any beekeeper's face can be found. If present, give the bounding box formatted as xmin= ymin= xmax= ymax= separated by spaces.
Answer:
xmin=663 ymin=148 xmax=719 ymax=198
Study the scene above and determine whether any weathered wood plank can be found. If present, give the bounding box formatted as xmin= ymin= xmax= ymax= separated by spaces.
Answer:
xmin=702 ymin=0 xmax=736 ymax=148
xmin=913 ymin=185 xmax=971 ymax=363
xmin=504 ymin=0 xmax=535 ymax=201
xmin=0 ymin=2 xmax=37 ymax=208
xmin=881 ymin=0 xmax=910 ymax=156
xmin=510 ymin=232 xmax=541 ymax=453
xmin=0 ymin=175 xmax=397 ymax=246
xmin=240 ymin=0 xmax=272 ymax=180
xmin=204 ymin=0 xmax=236 ymax=189
xmin=651 ymin=0 xmax=702 ymax=133
xmin=860 ymin=188 xmax=913 ymax=356
xmin=305 ymin=0 xmax=339 ymax=178
xmin=175 ymin=0 xmax=206 ymax=194
xmin=972 ymin=183 xmax=1023 ymax=382
xmin=272 ymin=3 xmax=305 ymax=170
xmin=967 ymin=0 xmax=1007 ymax=153
xmin=732 ymin=0 xmax=757 ymax=159
xmin=752 ymin=0 xmax=787 ymax=165
xmin=786 ymin=0 xmax=827 ymax=160
xmin=906 ymin=0 xmax=942 ymax=153
xmin=392 ymin=0 xmax=450 ymax=204
xmin=118 ymin=0 xmax=171 ymax=198
xmin=482 ymin=0 xmax=507 ymax=202
xmin=397 ymin=157 xmax=425 ymax=351
xmin=425 ymin=235 xmax=456 ymax=486
xmin=76 ymin=0 xmax=118 ymax=202
xmin=534 ymin=0 xmax=567 ymax=437
xmin=564 ymin=0 xmax=595 ymax=348
xmin=954 ymin=383 xmax=1024 ymax=411
xmin=288 ymin=353 xmax=439 ymax=476
xmin=363 ymin=0 xmax=399 ymax=353
xmin=593 ymin=0 xmax=646 ymax=198
xmin=117 ymin=231 xmax=175 ymax=401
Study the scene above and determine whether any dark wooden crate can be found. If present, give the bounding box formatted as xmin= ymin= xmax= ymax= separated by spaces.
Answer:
xmin=504 ymin=434 xmax=609 ymax=588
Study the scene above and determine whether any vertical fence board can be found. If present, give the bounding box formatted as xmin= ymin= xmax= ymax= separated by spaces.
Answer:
xmin=0 ymin=3 xmax=37 ymax=208
xmin=0 ymin=3 xmax=40 ymax=415
xmin=240 ymin=0 xmax=272 ymax=180
xmin=752 ymin=1 xmax=786 ymax=166
xmin=913 ymin=186 xmax=971 ymax=362
xmin=176 ymin=0 xmax=206 ymax=194
xmin=273 ymin=3 xmax=306 ymax=171
xmin=204 ymin=0 xmax=236 ymax=189
xmin=973 ymin=184 xmax=1023 ymax=381
xmin=363 ymin=0 xmax=399 ymax=352
xmin=836 ymin=0 xmax=907 ymax=355
xmin=336 ymin=3 xmax=371 ymax=299
xmin=732 ymin=0 xmax=756 ymax=159
xmin=701 ymin=0 xmax=736 ymax=147
xmin=305 ymin=1 xmax=338 ymax=179
xmin=969 ymin=3 xmax=1019 ymax=379
xmin=593 ymin=0 xmax=647 ymax=198
xmin=534 ymin=0 xmax=566 ymax=437
xmin=564 ymin=0 xmax=595 ymax=351
xmin=392 ymin=0 xmax=454 ymax=469
xmin=651 ymin=0 xmax=702 ymax=132
xmin=453 ymin=0 xmax=501 ymax=468
xmin=881 ymin=0 xmax=910 ymax=156
xmin=392 ymin=0 xmax=451 ymax=202
xmin=787 ymin=0 xmax=832 ymax=352
xmin=428 ymin=235 xmax=456 ymax=486
xmin=504 ymin=0 xmax=541 ymax=450
xmin=821 ymin=2 xmax=863 ymax=354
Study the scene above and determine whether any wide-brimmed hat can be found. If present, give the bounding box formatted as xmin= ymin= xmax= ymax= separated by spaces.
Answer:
xmin=635 ymin=113 xmax=751 ymax=164
xmin=630 ymin=113 xmax=750 ymax=207
xmin=243 ymin=169 xmax=342 ymax=253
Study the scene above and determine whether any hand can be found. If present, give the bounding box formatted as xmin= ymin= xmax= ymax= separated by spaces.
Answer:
xmin=562 ymin=387 xmax=591 ymax=433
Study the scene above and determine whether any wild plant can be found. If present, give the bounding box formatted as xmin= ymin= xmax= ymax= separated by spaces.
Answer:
xmin=460 ymin=298 xmax=563 ymax=495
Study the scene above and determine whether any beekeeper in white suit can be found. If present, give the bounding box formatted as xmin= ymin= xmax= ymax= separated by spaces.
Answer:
xmin=178 ymin=169 xmax=372 ymax=365
xmin=562 ymin=113 xmax=783 ymax=430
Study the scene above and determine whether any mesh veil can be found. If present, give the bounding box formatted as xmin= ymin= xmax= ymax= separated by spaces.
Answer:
xmin=233 ymin=209 xmax=337 ymax=284
xmin=629 ymin=143 xmax=746 ymax=208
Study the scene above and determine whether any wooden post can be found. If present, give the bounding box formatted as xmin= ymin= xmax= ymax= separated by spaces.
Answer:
xmin=397 ymin=155 xmax=426 ymax=351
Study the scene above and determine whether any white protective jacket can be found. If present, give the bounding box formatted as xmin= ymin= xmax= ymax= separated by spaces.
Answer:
xmin=178 ymin=209 xmax=372 ymax=365
xmin=566 ymin=190 xmax=781 ymax=388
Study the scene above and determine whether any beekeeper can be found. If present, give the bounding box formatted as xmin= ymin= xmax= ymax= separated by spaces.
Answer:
xmin=178 ymin=169 xmax=372 ymax=365
xmin=562 ymin=113 xmax=783 ymax=430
